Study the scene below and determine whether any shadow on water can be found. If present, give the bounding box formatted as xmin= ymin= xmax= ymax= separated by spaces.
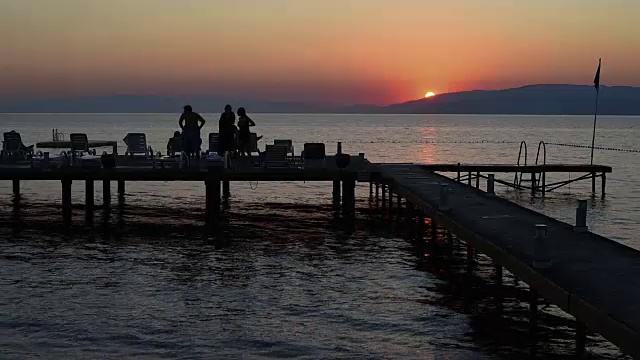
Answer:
xmin=0 ymin=197 xmax=631 ymax=359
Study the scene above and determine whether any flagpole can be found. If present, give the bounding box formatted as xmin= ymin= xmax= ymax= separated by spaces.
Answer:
xmin=590 ymin=58 xmax=601 ymax=165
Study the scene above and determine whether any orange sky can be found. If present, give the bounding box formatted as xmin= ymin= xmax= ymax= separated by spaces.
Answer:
xmin=1 ymin=0 xmax=639 ymax=104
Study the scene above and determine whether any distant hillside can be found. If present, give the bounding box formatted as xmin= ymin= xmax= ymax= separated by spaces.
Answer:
xmin=364 ymin=84 xmax=640 ymax=115
xmin=1 ymin=84 xmax=639 ymax=114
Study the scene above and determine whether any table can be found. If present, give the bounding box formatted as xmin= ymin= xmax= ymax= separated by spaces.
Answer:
xmin=35 ymin=140 xmax=118 ymax=154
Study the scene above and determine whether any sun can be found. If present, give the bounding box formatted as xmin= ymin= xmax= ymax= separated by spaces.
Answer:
xmin=424 ymin=91 xmax=436 ymax=98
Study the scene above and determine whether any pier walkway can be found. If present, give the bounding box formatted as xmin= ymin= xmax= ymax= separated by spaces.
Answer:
xmin=371 ymin=163 xmax=639 ymax=358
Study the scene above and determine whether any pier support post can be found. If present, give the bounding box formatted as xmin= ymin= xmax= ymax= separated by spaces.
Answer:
xmin=223 ymin=180 xmax=230 ymax=198
xmin=85 ymin=180 xmax=94 ymax=209
xmin=574 ymin=200 xmax=588 ymax=232
xmin=542 ymin=172 xmax=546 ymax=196
xmin=62 ymin=179 xmax=72 ymax=223
xmin=381 ymin=184 xmax=387 ymax=207
xmin=591 ymin=172 xmax=596 ymax=193
xmin=333 ymin=180 xmax=341 ymax=207
xmin=342 ymin=177 xmax=356 ymax=217
xmin=531 ymin=172 xmax=536 ymax=196
xmin=467 ymin=172 xmax=472 ymax=186
xmin=576 ymin=322 xmax=587 ymax=357
xmin=117 ymin=180 xmax=125 ymax=198
xmin=601 ymin=173 xmax=606 ymax=196
xmin=475 ymin=172 xmax=480 ymax=189
xmin=487 ymin=174 xmax=495 ymax=196
xmin=206 ymin=178 xmax=221 ymax=223
xmin=466 ymin=243 xmax=474 ymax=273
xmin=396 ymin=194 xmax=402 ymax=215
xmin=12 ymin=179 xmax=19 ymax=196
xmin=375 ymin=182 xmax=380 ymax=202
xmin=369 ymin=181 xmax=373 ymax=198
xmin=103 ymin=180 xmax=111 ymax=206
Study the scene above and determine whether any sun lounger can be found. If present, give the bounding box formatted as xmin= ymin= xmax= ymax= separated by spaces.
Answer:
xmin=69 ymin=133 xmax=102 ymax=166
xmin=263 ymin=144 xmax=288 ymax=168
xmin=2 ymin=131 xmax=34 ymax=160
xmin=302 ymin=143 xmax=326 ymax=168
xmin=123 ymin=133 xmax=152 ymax=158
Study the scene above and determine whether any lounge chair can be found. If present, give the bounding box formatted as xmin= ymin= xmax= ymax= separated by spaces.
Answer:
xmin=302 ymin=143 xmax=326 ymax=168
xmin=156 ymin=136 xmax=189 ymax=168
xmin=2 ymin=131 xmax=34 ymax=160
xmin=69 ymin=133 xmax=101 ymax=165
xmin=123 ymin=133 xmax=152 ymax=158
xmin=263 ymin=144 xmax=288 ymax=168
xmin=274 ymin=139 xmax=295 ymax=160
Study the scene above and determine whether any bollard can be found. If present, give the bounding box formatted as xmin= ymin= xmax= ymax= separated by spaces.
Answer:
xmin=439 ymin=184 xmax=450 ymax=211
xmin=533 ymin=224 xmax=551 ymax=269
xmin=487 ymin=174 xmax=495 ymax=196
xmin=574 ymin=200 xmax=588 ymax=232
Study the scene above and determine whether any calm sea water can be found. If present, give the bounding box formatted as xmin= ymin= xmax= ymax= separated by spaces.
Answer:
xmin=0 ymin=113 xmax=638 ymax=359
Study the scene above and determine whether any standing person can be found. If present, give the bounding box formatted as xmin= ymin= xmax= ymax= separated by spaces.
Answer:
xmin=178 ymin=105 xmax=206 ymax=159
xmin=236 ymin=107 xmax=255 ymax=158
xmin=218 ymin=104 xmax=235 ymax=156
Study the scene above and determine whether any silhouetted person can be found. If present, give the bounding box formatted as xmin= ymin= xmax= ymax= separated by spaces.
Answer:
xmin=166 ymin=131 xmax=182 ymax=156
xmin=218 ymin=104 xmax=235 ymax=156
xmin=237 ymin=107 xmax=255 ymax=157
xmin=178 ymin=105 xmax=206 ymax=158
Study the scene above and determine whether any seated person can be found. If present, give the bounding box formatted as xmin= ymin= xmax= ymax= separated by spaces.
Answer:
xmin=166 ymin=131 xmax=182 ymax=156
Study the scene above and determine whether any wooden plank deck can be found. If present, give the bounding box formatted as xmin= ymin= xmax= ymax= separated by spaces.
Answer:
xmin=372 ymin=163 xmax=639 ymax=358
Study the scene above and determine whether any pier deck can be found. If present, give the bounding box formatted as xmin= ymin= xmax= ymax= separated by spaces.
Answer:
xmin=372 ymin=164 xmax=639 ymax=358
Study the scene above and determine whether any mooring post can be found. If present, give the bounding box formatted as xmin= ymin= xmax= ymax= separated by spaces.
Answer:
xmin=103 ymin=180 xmax=111 ymax=205
xmin=601 ymin=173 xmax=606 ymax=196
xmin=333 ymin=180 xmax=341 ymax=207
xmin=62 ymin=179 xmax=72 ymax=223
xmin=117 ymin=180 xmax=125 ymax=198
xmin=574 ymin=200 xmax=588 ymax=232
xmin=475 ymin=172 xmax=480 ymax=189
xmin=439 ymin=184 xmax=450 ymax=211
xmin=223 ymin=180 xmax=230 ymax=198
xmin=533 ymin=224 xmax=551 ymax=269
xmin=591 ymin=172 xmax=596 ymax=193
xmin=576 ymin=322 xmax=587 ymax=357
xmin=85 ymin=180 xmax=94 ymax=210
xmin=12 ymin=179 xmax=20 ymax=196
xmin=487 ymin=174 xmax=495 ymax=196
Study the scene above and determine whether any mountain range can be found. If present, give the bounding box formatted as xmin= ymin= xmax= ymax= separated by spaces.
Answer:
xmin=1 ymin=84 xmax=639 ymax=115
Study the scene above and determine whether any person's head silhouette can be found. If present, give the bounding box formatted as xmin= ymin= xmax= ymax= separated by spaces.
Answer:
xmin=224 ymin=104 xmax=232 ymax=112
xmin=237 ymin=107 xmax=246 ymax=117
xmin=173 ymin=131 xmax=181 ymax=137
xmin=183 ymin=105 xmax=193 ymax=113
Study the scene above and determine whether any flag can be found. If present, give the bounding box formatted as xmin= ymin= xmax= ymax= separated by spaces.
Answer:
xmin=594 ymin=58 xmax=601 ymax=91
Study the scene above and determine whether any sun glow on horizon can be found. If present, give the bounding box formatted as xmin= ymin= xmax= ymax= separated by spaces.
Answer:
xmin=424 ymin=91 xmax=436 ymax=98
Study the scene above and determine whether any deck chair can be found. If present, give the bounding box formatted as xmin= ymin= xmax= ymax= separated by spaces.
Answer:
xmin=69 ymin=133 xmax=101 ymax=164
xmin=156 ymin=136 xmax=187 ymax=168
xmin=124 ymin=133 xmax=151 ymax=157
xmin=302 ymin=143 xmax=326 ymax=168
xmin=263 ymin=144 xmax=288 ymax=168
xmin=2 ymin=131 xmax=34 ymax=159
xmin=208 ymin=133 xmax=219 ymax=154
xmin=274 ymin=139 xmax=295 ymax=159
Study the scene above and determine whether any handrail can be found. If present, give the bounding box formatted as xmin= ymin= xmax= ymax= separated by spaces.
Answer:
xmin=535 ymin=141 xmax=547 ymax=166
xmin=514 ymin=141 xmax=528 ymax=186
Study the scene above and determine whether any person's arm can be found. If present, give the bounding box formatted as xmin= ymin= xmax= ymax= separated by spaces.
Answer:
xmin=198 ymin=114 xmax=206 ymax=129
xmin=248 ymin=118 xmax=256 ymax=127
xmin=178 ymin=114 xmax=185 ymax=130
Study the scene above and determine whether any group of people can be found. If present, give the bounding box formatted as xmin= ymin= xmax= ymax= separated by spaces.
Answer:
xmin=167 ymin=104 xmax=257 ymax=158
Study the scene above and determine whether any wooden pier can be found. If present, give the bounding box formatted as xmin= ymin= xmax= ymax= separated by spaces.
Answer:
xmin=370 ymin=163 xmax=639 ymax=358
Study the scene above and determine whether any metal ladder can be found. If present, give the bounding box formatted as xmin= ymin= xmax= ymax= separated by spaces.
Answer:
xmin=513 ymin=141 xmax=527 ymax=188
xmin=514 ymin=141 xmax=547 ymax=191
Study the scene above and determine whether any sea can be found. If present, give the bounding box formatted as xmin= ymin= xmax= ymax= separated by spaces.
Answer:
xmin=0 ymin=113 xmax=638 ymax=359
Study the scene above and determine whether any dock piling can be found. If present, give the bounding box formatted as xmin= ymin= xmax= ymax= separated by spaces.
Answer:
xmin=223 ymin=180 xmax=230 ymax=198
xmin=531 ymin=172 xmax=536 ymax=196
xmin=574 ymin=200 xmax=588 ymax=232
xmin=12 ymin=179 xmax=19 ymax=196
xmin=576 ymin=322 xmax=587 ymax=356
xmin=62 ymin=179 xmax=72 ymax=223
xmin=601 ymin=173 xmax=606 ymax=196
xmin=103 ymin=180 xmax=111 ymax=205
xmin=381 ymin=184 xmax=387 ymax=207
xmin=85 ymin=180 xmax=94 ymax=209
xmin=333 ymin=180 xmax=341 ymax=206
xmin=487 ymin=174 xmax=495 ymax=195
xmin=205 ymin=178 xmax=221 ymax=222
xmin=342 ymin=177 xmax=356 ymax=216
xmin=117 ymin=180 xmax=125 ymax=197
xmin=591 ymin=172 xmax=596 ymax=193
xmin=475 ymin=172 xmax=480 ymax=189
xmin=369 ymin=181 xmax=373 ymax=197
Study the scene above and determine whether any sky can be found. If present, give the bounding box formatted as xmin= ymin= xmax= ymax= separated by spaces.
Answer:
xmin=1 ymin=0 xmax=639 ymax=104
